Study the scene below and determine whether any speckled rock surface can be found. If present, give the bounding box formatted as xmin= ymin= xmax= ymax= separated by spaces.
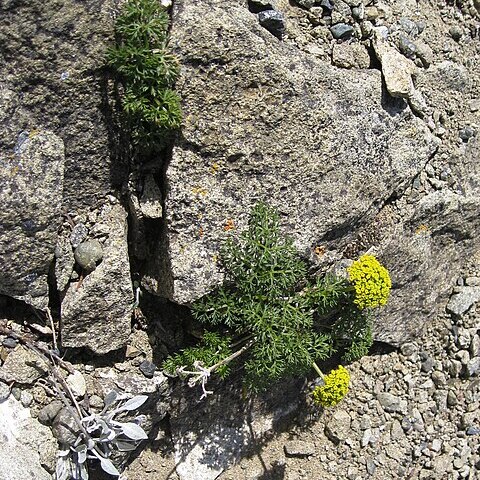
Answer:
xmin=0 ymin=0 xmax=126 ymax=212
xmin=0 ymin=130 xmax=64 ymax=310
xmin=150 ymin=0 xmax=437 ymax=318
xmin=61 ymin=202 xmax=133 ymax=354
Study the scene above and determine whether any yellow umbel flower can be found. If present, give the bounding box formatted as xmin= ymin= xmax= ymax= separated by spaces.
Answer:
xmin=312 ymin=365 xmax=350 ymax=408
xmin=347 ymin=254 xmax=391 ymax=310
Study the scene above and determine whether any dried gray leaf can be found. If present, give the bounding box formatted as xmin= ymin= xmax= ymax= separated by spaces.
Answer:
xmin=103 ymin=390 xmax=118 ymax=408
xmin=112 ymin=439 xmax=139 ymax=452
xmin=55 ymin=454 xmax=71 ymax=480
xmin=79 ymin=460 xmax=89 ymax=480
xmin=117 ymin=395 xmax=148 ymax=412
xmin=100 ymin=458 xmax=120 ymax=476
xmin=58 ymin=448 xmax=71 ymax=458
xmin=120 ymin=422 xmax=148 ymax=440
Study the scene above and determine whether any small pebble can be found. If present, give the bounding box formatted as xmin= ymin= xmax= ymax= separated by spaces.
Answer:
xmin=466 ymin=426 xmax=480 ymax=436
xmin=431 ymin=439 xmax=442 ymax=452
xmin=366 ymin=458 xmax=376 ymax=475
xmin=397 ymin=33 xmax=417 ymax=58
xmin=0 ymin=381 xmax=10 ymax=401
xmin=2 ymin=337 xmax=18 ymax=349
xmin=66 ymin=370 xmax=87 ymax=398
xmin=320 ymin=0 xmax=334 ymax=11
xmin=70 ymin=223 xmax=88 ymax=248
xmin=330 ymin=23 xmax=354 ymax=39
xmin=421 ymin=356 xmax=435 ymax=373
xmin=295 ymin=0 xmax=315 ymax=8
xmin=20 ymin=390 xmax=33 ymax=407
xmin=352 ymin=5 xmax=364 ymax=20
xmin=52 ymin=408 xmax=79 ymax=445
xmin=258 ymin=10 xmax=286 ymax=39
xmin=139 ymin=360 xmax=157 ymax=378
xmin=459 ymin=126 xmax=475 ymax=142
xmin=38 ymin=400 xmax=63 ymax=425
xmin=89 ymin=394 xmax=105 ymax=410
xmin=74 ymin=240 xmax=103 ymax=271
xmin=284 ymin=440 xmax=315 ymax=457
xmin=449 ymin=25 xmax=463 ymax=41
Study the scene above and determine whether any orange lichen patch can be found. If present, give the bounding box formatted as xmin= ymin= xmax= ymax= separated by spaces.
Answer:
xmin=192 ymin=186 xmax=208 ymax=196
xmin=314 ymin=245 xmax=326 ymax=257
xmin=224 ymin=218 xmax=235 ymax=231
xmin=415 ymin=224 xmax=430 ymax=234
xmin=198 ymin=227 xmax=204 ymax=238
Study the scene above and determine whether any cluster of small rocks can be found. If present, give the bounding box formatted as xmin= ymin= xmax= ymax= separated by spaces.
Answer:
xmin=218 ymin=280 xmax=480 ymax=480
xmin=0 ymin=325 xmax=171 ymax=478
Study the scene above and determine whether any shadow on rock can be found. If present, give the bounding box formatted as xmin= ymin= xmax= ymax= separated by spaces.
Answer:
xmin=169 ymin=370 xmax=316 ymax=480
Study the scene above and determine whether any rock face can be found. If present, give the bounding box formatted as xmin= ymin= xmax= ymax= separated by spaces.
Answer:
xmin=0 ymin=0 xmax=125 ymax=213
xmin=170 ymin=379 xmax=303 ymax=480
xmin=0 ymin=130 xmax=64 ymax=310
xmin=0 ymin=396 xmax=57 ymax=479
xmin=151 ymin=1 xmax=437 ymax=325
xmin=61 ymin=203 xmax=133 ymax=354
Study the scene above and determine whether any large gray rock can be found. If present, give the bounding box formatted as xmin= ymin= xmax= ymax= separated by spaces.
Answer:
xmin=0 ymin=1 xmax=126 ymax=213
xmin=0 ymin=396 xmax=57 ymax=479
xmin=447 ymin=287 xmax=480 ymax=316
xmin=146 ymin=0 xmax=437 ymax=310
xmin=0 ymin=130 xmax=64 ymax=309
xmin=61 ymin=203 xmax=133 ymax=354
xmin=359 ymin=186 xmax=480 ymax=344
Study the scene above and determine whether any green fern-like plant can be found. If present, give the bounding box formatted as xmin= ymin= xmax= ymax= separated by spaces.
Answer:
xmin=331 ymin=307 xmax=374 ymax=362
xmin=163 ymin=203 xmax=391 ymax=398
xmin=163 ymin=331 xmax=232 ymax=379
xmin=107 ymin=0 xmax=182 ymax=149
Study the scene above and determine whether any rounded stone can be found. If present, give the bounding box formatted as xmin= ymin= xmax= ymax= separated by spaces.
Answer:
xmin=38 ymin=400 xmax=64 ymax=425
xmin=52 ymin=408 xmax=79 ymax=445
xmin=2 ymin=337 xmax=18 ymax=349
xmin=397 ymin=33 xmax=417 ymax=58
xmin=459 ymin=126 xmax=475 ymax=142
xmin=330 ymin=23 xmax=354 ymax=39
xmin=20 ymin=390 xmax=34 ymax=407
xmin=74 ymin=239 xmax=103 ymax=271
xmin=66 ymin=370 xmax=87 ymax=398
xmin=449 ymin=26 xmax=463 ymax=41
xmin=466 ymin=426 xmax=480 ymax=435
xmin=89 ymin=394 xmax=105 ymax=410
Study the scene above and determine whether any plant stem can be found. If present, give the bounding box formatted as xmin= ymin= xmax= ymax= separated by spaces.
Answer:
xmin=312 ymin=361 xmax=325 ymax=379
xmin=230 ymin=333 xmax=253 ymax=349
xmin=209 ymin=339 xmax=254 ymax=374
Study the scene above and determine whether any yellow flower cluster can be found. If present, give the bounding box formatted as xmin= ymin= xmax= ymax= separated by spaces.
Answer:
xmin=312 ymin=365 xmax=350 ymax=408
xmin=347 ymin=254 xmax=391 ymax=310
